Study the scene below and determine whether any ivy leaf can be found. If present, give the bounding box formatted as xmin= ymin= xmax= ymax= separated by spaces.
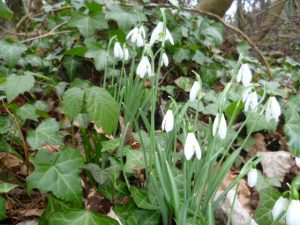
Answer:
xmin=0 ymin=40 xmax=27 ymax=67
xmin=0 ymin=183 xmax=17 ymax=193
xmin=131 ymin=186 xmax=159 ymax=210
xmin=105 ymin=5 xmax=146 ymax=30
xmin=16 ymin=104 xmax=38 ymax=122
xmin=62 ymin=87 xmax=85 ymax=120
xmin=4 ymin=74 xmax=35 ymax=102
xmin=253 ymin=188 xmax=280 ymax=225
xmin=86 ymin=86 xmax=119 ymax=135
xmin=246 ymin=111 xmax=277 ymax=132
xmin=0 ymin=1 xmax=14 ymax=19
xmin=173 ymin=48 xmax=190 ymax=64
xmin=68 ymin=12 xmax=108 ymax=37
xmin=48 ymin=209 xmax=118 ymax=225
xmin=174 ymin=77 xmax=193 ymax=92
xmin=0 ymin=197 xmax=6 ymax=221
xmin=84 ymin=48 xmax=107 ymax=71
xmin=126 ymin=209 xmax=160 ymax=225
xmin=124 ymin=150 xmax=145 ymax=173
xmin=63 ymin=57 xmax=82 ymax=80
xmin=27 ymin=119 xmax=64 ymax=150
xmin=27 ymin=148 xmax=84 ymax=206
xmin=284 ymin=102 xmax=300 ymax=156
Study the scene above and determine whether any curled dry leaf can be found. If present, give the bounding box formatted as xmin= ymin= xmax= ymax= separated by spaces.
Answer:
xmin=258 ymin=151 xmax=293 ymax=181
xmin=215 ymin=190 xmax=258 ymax=225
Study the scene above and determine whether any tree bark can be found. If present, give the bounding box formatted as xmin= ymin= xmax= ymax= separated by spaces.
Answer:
xmin=250 ymin=0 xmax=286 ymax=42
xmin=197 ymin=0 xmax=234 ymax=17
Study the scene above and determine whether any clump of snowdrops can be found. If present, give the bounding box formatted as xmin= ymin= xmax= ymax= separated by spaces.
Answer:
xmin=104 ymin=8 xmax=298 ymax=225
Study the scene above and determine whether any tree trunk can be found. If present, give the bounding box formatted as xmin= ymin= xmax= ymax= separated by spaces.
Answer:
xmin=250 ymin=0 xmax=286 ymax=42
xmin=196 ymin=0 xmax=234 ymax=17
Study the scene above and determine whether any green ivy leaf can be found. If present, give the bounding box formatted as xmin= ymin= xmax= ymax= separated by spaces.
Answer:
xmin=4 ymin=74 xmax=35 ymax=102
xmin=124 ymin=150 xmax=145 ymax=173
xmin=16 ymin=104 xmax=38 ymax=122
xmin=0 ymin=1 xmax=13 ymax=19
xmin=86 ymin=86 xmax=119 ymax=135
xmin=126 ymin=209 xmax=160 ymax=225
xmin=62 ymin=87 xmax=85 ymax=120
xmin=105 ymin=5 xmax=146 ymax=30
xmin=246 ymin=111 xmax=277 ymax=132
xmin=48 ymin=209 xmax=118 ymax=225
xmin=0 ymin=196 xmax=6 ymax=221
xmin=0 ymin=40 xmax=27 ymax=67
xmin=284 ymin=102 xmax=300 ymax=156
xmin=68 ymin=12 xmax=108 ymax=37
xmin=0 ymin=183 xmax=17 ymax=193
xmin=173 ymin=48 xmax=190 ymax=64
xmin=63 ymin=57 xmax=82 ymax=80
xmin=253 ymin=188 xmax=281 ymax=225
xmin=27 ymin=148 xmax=84 ymax=206
xmin=174 ymin=77 xmax=193 ymax=92
xmin=84 ymin=48 xmax=107 ymax=71
xmin=27 ymin=119 xmax=64 ymax=150
xmin=131 ymin=186 xmax=159 ymax=210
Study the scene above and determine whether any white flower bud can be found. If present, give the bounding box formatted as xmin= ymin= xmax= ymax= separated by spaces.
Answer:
xmin=247 ymin=168 xmax=257 ymax=188
xmin=286 ymin=200 xmax=300 ymax=225
xmin=184 ymin=132 xmax=201 ymax=160
xmin=237 ymin=64 xmax=252 ymax=87
xmin=272 ymin=196 xmax=288 ymax=221
xmin=189 ymin=81 xmax=200 ymax=102
xmin=161 ymin=109 xmax=174 ymax=133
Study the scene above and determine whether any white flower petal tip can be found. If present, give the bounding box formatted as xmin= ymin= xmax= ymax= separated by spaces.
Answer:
xmin=212 ymin=113 xmax=227 ymax=140
xmin=189 ymin=81 xmax=200 ymax=101
xmin=184 ymin=132 xmax=201 ymax=160
xmin=286 ymin=200 xmax=300 ymax=225
xmin=272 ymin=196 xmax=288 ymax=221
xmin=114 ymin=42 xmax=124 ymax=60
xmin=161 ymin=110 xmax=174 ymax=133
xmin=123 ymin=47 xmax=129 ymax=61
xmin=136 ymin=56 xmax=152 ymax=78
xmin=247 ymin=168 xmax=257 ymax=188
xmin=150 ymin=22 xmax=174 ymax=46
xmin=126 ymin=26 xmax=146 ymax=47
xmin=295 ymin=157 xmax=300 ymax=168
xmin=107 ymin=207 xmax=123 ymax=225
xmin=237 ymin=64 xmax=252 ymax=87
xmin=161 ymin=53 xmax=169 ymax=67
xmin=243 ymin=90 xmax=258 ymax=112
xmin=265 ymin=97 xmax=281 ymax=122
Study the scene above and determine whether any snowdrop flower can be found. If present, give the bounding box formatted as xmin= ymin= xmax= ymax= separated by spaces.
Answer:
xmin=265 ymin=97 xmax=281 ymax=122
xmin=295 ymin=157 xmax=300 ymax=168
xmin=237 ymin=64 xmax=252 ymax=87
xmin=184 ymin=132 xmax=201 ymax=160
xmin=272 ymin=196 xmax=288 ymax=221
xmin=123 ymin=47 xmax=129 ymax=61
xmin=161 ymin=53 xmax=169 ymax=67
xmin=247 ymin=168 xmax=257 ymax=188
xmin=189 ymin=81 xmax=200 ymax=101
xmin=243 ymin=90 xmax=258 ymax=112
xmin=136 ymin=56 xmax=152 ymax=78
xmin=286 ymin=199 xmax=300 ymax=225
xmin=114 ymin=42 xmax=124 ymax=60
xmin=161 ymin=109 xmax=174 ymax=133
xmin=150 ymin=22 xmax=174 ymax=46
xmin=126 ymin=26 xmax=146 ymax=47
xmin=212 ymin=113 xmax=227 ymax=140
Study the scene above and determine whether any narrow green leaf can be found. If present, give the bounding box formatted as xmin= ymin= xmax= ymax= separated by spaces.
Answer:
xmin=0 ymin=1 xmax=14 ymax=19
xmin=126 ymin=209 xmax=160 ymax=225
xmin=0 ymin=197 xmax=6 ymax=221
xmin=131 ymin=186 xmax=159 ymax=210
xmin=0 ymin=183 xmax=17 ymax=193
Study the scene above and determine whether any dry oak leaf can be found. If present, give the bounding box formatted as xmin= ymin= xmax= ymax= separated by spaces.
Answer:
xmin=258 ymin=151 xmax=293 ymax=181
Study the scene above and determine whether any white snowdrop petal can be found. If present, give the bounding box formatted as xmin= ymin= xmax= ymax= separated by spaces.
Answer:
xmin=184 ymin=132 xmax=201 ymax=160
xmin=272 ymin=197 xmax=288 ymax=221
xmin=166 ymin=29 xmax=174 ymax=45
xmin=212 ymin=114 xmax=219 ymax=137
xmin=162 ymin=53 xmax=169 ymax=67
xmin=286 ymin=200 xmax=300 ymax=225
xmin=123 ymin=48 xmax=129 ymax=61
xmin=150 ymin=22 xmax=163 ymax=46
xmin=242 ymin=64 xmax=252 ymax=87
xmin=295 ymin=157 xmax=300 ymax=168
xmin=247 ymin=168 xmax=257 ymax=188
xmin=161 ymin=110 xmax=174 ymax=133
xmin=189 ymin=81 xmax=200 ymax=101
xmin=218 ymin=113 xmax=227 ymax=140
xmin=265 ymin=97 xmax=281 ymax=122
xmin=114 ymin=42 xmax=123 ymax=59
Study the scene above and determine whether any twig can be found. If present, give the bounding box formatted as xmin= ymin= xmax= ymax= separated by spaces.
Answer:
xmin=123 ymin=3 xmax=273 ymax=80
xmin=1 ymin=100 xmax=30 ymax=167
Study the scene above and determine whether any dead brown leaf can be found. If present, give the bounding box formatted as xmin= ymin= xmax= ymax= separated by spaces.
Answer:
xmin=0 ymin=152 xmax=28 ymax=176
xmin=258 ymin=151 xmax=294 ymax=181
xmin=18 ymin=209 xmax=44 ymax=217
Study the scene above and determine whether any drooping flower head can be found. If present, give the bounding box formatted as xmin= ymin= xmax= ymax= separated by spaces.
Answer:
xmin=272 ymin=195 xmax=288 ymax=221
xmin=265 ymin=96 xmax=281 ymax=122
xmin=161 ymin=109 xmax=174 ymax=133
xmin=212 ymin=113 xmax=227 ymax=140
xmin=123 ymin=46 xmax=129 ymax=61
xmin=126 ymin=26 xmax=146 ymax=47
xmin=161 ymin=52 xmax=169 ymax=67
xmin=136 ymin=56 xmax=152 ymax=78
xmin=237 ymin=64 xmax=252 ymax=87
xmin=184 ymin=131 xmax=201 ymax=160
xmin=114 ymin=42 xmax=124 ymax=60
xmin=242 ymin=88 xmax=258 ymax=112
xmin=150 ymin=22 xmax=174 ymax=46
xmin=286 ymin=199 xmax=300 ymax=225
xmin=189 ymin=81 xmax=200 ymax=102
xmin=247 ymin=167 xmax=257 ymax=188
